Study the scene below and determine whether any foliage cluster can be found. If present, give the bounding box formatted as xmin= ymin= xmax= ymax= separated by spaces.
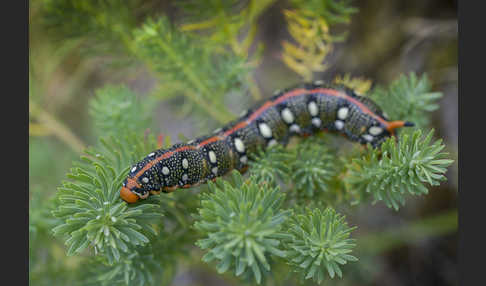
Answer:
xmin=29 ymin=1 xmax=454 ymax=285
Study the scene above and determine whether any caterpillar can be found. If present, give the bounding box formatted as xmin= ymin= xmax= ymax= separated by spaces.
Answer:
xmin=120 ymin=81 xmax=414 ymax=203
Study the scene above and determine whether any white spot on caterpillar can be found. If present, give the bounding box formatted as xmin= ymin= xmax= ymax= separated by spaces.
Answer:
xmin=208 ymin=151 xmax=217 ymax=163
xmin=314 ymin=80 xmax=325 ymax=85
xmin=212 ymin=166 xmax=218 ymax=175
xmin=267 ymin=139 xmax=278 ymax=147
xmin=240 ymin=110 xmax=248 ymax=117
xmin=234 ymin=138 xmax=245 ymax=153
xmin=142 ymin=177 xmax=149 ymax=183
xmin=148 ymin=152 xmax=155 ymax=157
xmin=131 ymin=166 xmax=137 ymax=173
xmin=289 ymin=124 xmax=301 ymax=133
xmin=188 ymin=139 xmax=195 ymax=144
xmin=312 ymin=118 xmax=322 ymax=127
xmin=335 ymin=120 xmax=344 ymax=130
xmin=273 ymin=89 xmax=281 ymax=95
xmin=258 ymin=123 xmax=273 ymax=138
xmin=162 ymin=166 xmax=170 ymax=175
xmin=308 ymin=101 xmax=319 ymax=116
xmin=369 ymin=126 xmax=383 ymax=135
xmin=182 ymin=174 xmax=188 ymax=182
xmin=362 ymin=134 xmax=374 ymax=142
xmin=213 ymin=128 xmax=222 ymax=134
xmin=182 ymin=158 xmax=189 ymax=169
xmin=281 ymin=108 xmax=294 ymax=124
xmin=337 ymin=107 xmax=349 ymax=120
xmin=240 ymin=155 xmax=248 ymax=164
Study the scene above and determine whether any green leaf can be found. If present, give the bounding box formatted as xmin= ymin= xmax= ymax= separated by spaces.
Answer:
xmin=194 ymin=170 xmax=290 ymax=284
xmin=369 ymin=73 xmax=443 ymax=128
xmin=282 ymin=207 xmax=357 ymax=284
xmin=345 ymin=129 xmax=453 ymax=210
xmin=89 ymin=85 xmax=155 ymax=137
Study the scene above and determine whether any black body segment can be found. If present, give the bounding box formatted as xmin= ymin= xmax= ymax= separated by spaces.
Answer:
xmin=121 ymin=81 xmax=410 ymax=202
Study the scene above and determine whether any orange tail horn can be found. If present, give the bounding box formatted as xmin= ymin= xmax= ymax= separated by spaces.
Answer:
xmin=386 ymin=121 xmax=415 ymax=132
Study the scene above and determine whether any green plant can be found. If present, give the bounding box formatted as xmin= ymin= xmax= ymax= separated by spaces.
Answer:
xmin=29 ymin=1 xmax=455 ymax=285
xmin=194 ymin=172 xmax=290 ymax=284
xmin=284 ymin=207 xmax=357 ymax=284
xmin=345 ymin=129 xmax=453 ymax=210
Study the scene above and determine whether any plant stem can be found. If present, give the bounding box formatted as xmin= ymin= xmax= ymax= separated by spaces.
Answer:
xmin=29 ymin=101 xmax=86 ymax=153
xmin=154 ymin=37 xmax=235 ymax=123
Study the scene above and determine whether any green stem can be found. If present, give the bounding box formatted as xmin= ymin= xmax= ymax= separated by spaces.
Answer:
xmin=119 ymin=28 xmax=234 ymax=124
xmin=154 ymin=37 xmax=235 ymax=123
xmin=357 ymin=208 xmax=457 ymax=254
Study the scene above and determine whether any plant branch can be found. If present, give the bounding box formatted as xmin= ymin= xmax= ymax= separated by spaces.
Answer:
xmin=29 ymin=101 xmax=86 ymax=153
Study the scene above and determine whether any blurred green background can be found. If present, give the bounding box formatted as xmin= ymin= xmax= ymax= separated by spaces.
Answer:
xmin=29 ymin=0 xmax=457 ymax=285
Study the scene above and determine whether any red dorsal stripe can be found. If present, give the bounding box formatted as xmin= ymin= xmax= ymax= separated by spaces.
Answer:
xmin=135 ymin=87 xmax=388 ymax=179
xmin=314 ymin=88 xmax=388 ymax=126
xmin=197 ymin=135 xmax=224 ymax=148
xmin=133 ymin=145 xmax=197 ymax=180
xmin=224 ymin=88 xmax=388 ymax=137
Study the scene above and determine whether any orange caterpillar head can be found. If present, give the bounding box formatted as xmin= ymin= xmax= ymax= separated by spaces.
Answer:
xmin=120 ymin=177 xmax=149 ymax=203
xmin=120 ymin=186 xmax=140 ymax=203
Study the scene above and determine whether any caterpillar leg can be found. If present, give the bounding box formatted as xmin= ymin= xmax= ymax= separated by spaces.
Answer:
xmin=162 ymin=186 xmax=178 ymax=193
xmin=239 ymin=165 xmax=249 ymax=174
xmin=150 ymin=189 xmax=162 ymax=195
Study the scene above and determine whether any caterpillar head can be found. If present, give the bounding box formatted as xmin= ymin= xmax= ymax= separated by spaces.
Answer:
xmin=120 ymin=177 xmax=149 ymax=203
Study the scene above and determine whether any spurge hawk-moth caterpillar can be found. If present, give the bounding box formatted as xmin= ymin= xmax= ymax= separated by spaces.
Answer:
xmin=120 ymin=82 xmax=414 ymax=203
